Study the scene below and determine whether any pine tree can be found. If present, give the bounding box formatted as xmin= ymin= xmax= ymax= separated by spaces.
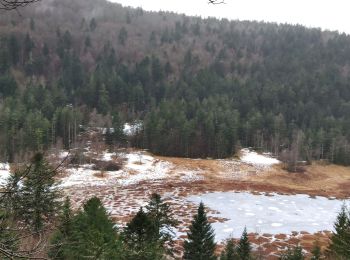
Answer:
xmin=118 ymin=27 xmax=128 ymax=46
xmin=61 ymin=197 xmax=123 ymax=259
xmin=124 ymin=207 xmax=163 ymax=260
xmin=237 ymin=227 xmax=252 ymax=260
xmin=329 ymin=204 xmax=350 ymax=258
xmin=19 ymin=153 xmax=60 ymax=231
xmin=145 ymin=193 xmax=177 ymax=242
xmin=184 ymin=202 xmax=216 ymax=260
xmin=59 ymin=197 xmax=73 ymax=236
xmin=48 ymin=197 xmax=73 ymax=259
xmin=220 ymin=239 xmax=236 ymax=260
xmin=311 ymin=241 xmax=321 ymax=260
xmin=280 ymin=246 xmax=304 ymax=260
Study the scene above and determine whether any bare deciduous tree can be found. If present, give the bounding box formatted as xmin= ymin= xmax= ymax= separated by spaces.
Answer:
xmin=208 ymin=0 xmax=226 ymax=4
xmin=0 ymin=0 xmax=40 ymax=10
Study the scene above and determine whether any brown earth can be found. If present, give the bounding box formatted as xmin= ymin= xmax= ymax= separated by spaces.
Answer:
xmin=59 ymin=150 xmax=350 ymax=259
xmin=156 ymin=155 xmax=350 ymax=199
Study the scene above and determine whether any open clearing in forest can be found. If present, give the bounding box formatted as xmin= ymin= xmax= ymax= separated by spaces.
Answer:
xmin=1 ymin=147 xmax=350 ymax=259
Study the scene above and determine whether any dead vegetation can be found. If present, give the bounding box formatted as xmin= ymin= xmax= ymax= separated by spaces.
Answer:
xmin=155 ymin=155 xmax=350 ymax=199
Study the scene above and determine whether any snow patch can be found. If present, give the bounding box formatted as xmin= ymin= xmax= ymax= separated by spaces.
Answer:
xmin=59 ymin=151 xmax=172 ymax=187
xmin=123 ymin=121 xmax=142 ymax=136
xmin=240 ymin=148 xmax=280 ymax=168
xmin=0 ymin=163 xmax=11 ymax=187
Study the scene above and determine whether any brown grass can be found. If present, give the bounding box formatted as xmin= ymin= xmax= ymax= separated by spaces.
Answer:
xmin=155 ymin=155 xmax=350 ymax=199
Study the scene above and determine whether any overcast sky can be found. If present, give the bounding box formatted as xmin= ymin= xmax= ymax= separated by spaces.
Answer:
xmin=110 ymin=0 xmax=349 ymax=34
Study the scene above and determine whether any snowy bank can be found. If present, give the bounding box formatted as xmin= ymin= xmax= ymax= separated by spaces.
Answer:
xmin=187 ymin=191 xmax=348 ymax=240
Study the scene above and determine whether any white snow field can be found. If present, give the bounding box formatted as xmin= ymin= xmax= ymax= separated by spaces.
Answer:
xmin=240 ymin=148 xmax=280 ymax=168
xmin=187 ymin=191 xmax=348 ymax=240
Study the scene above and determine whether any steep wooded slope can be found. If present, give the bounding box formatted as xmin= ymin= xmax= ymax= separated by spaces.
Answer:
xmin=1 ymin=0 xmax=350 ymax=164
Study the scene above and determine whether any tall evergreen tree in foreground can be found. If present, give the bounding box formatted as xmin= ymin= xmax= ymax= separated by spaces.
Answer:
xmin=50 ymin=197 xmax=123 ymax=259
xmin=123 ymin=193 xmax=177 ymax=259
xmin=184 ymin=202 xmax=216 ymax=260
xmin=146 ymin=193 xmax=178 ymax=243
xmin=5 ymin=153 xmax=60 ymax=231
xmin=237 ymin=227 xmax=252 ymax=260
xmin=124 ymin=207 xmax=163 ymax=259
xmin=328 ymin=204 xmax=350 ymax=259
xmin=48 ymin=197 xmax=73 ymax=259
xmin=20 ymin=153 xmax=59 ymax=231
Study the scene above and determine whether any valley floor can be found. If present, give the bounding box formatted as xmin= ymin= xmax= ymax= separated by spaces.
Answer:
xmin=1 ymin=147 xmax=350 ymax=259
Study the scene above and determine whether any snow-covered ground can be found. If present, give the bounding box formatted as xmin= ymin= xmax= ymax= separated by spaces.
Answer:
xmin=187 ymin=191 xmax=348 ymax=240
xmin=119 ymin=152 xmax=172 ymax=186
xmin=0 ymin=163 xmax=10 ymax=187
xmin=59 ymin=151 xmax=173 ymax=187
xmin=123 ymin=121 xmax=143 ymax=136
xmin=240 ymin=148 xmax=280 ymax=168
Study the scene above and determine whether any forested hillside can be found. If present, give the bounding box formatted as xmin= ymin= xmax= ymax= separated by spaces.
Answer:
xmin=1 ymin=0 xmax=350 ymax=164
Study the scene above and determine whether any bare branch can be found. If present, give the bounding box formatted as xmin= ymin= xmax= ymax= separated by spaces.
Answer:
xmin=0 ymin=0 xmax=40 ymax=10
xmin=208 ymin=0 xmax=226 ymax=4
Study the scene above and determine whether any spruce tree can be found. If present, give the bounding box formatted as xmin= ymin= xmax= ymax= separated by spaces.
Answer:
xmin=124 ymin=207 xmax=164 ymax=260
xmin=145 ymin=193 xmax=177 ymax=242
xmin=61 ymin=197 xmax=123 ymax=259
xmin=19 ymin=153 xmax=59 ymax=231
xmin=220 ymin=239 xmax=237 ymax=260
xmin=311 ymin=241 xmax=321 ymax=260
xmin=329 ymin=204 xmax=350 ymax=258
xmin=280 ymin=246 xmax=304 ymax=260
xmin=48 ymin=197 xmax=73 ymax=259
xmin=237 ymin=227 xmax=251 ymax=260
xmin=183 ymin=202 xmax=216 ymax=260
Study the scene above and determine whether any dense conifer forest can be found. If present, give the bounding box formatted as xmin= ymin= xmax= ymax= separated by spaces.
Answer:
xmin=1 ymin=0 xmax=350 ymax=165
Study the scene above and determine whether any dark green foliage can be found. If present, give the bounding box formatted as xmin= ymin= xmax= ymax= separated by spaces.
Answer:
xmin=123 ymin=194 xmax=177 ymax=259
xmin=311 ymin=241 xmax=321 ymax=260
xmin=328 ymin=204 xmax=350 ymax=258
xmin=145 ymin=193 xmax=178 ymax=243
xmin=0 ymin=74 xmax=17 ymax=97
xmin=280 ymin=246 xmax=304 ymax=260
xmin=48 ymin=197 xmax=73 ymax=259
xmin=118 ymin=27 xmax=128 ymax=46
xmin=90 ymin=18 xmax=97 ymax=31
xmin=220 ymin=239 xmax=237 ymax=260
xmin=8 ymin=35 xmax=20 ymax=65
xmin=237 ymin=227 xmax=252 ymax=260
xmin=14 ymin=153 xmax=59 ymax=231
xmin=50 ymin=197 xmax=123 ymax=260
xmin=123 ymin=207 xmax=164 ymax=260
xmin=184 ymin=202 xmax=216 ymax=260
xmin=2 ymin=0 xmax=350 ymax=164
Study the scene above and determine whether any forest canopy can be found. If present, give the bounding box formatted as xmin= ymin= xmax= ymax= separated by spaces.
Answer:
xmin=0 ymin=0 xmax=350 ymax=164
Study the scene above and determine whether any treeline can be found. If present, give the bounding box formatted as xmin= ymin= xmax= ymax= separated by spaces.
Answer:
xmin=1 ymin=0 xmax=350 ymax=164
xmin=1 ymin=154 xmax=350 ymax=259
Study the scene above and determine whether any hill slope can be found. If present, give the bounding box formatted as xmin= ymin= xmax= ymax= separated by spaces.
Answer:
xmin=1 ymin=0 xmax=350 ymax=164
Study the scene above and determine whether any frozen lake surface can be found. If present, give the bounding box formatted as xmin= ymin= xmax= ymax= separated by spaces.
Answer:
xmin=187 ymin=192 xmax=348 ymax=240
